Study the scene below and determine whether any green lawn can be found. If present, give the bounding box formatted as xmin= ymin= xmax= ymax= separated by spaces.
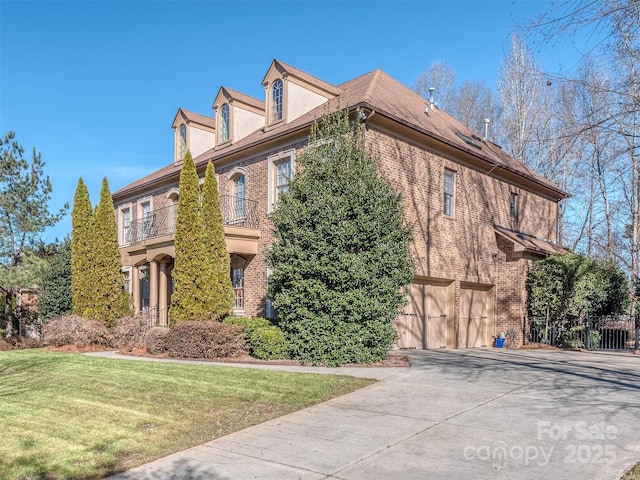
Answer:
xmin=0 ymin=349 xmax=374 ymax=480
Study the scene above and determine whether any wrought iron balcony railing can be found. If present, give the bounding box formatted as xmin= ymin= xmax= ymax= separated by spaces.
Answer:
xmin=125 ymin=195 xmax=259 ymax=247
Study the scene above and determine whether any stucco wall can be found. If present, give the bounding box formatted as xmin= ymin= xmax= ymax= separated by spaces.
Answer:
xmin=188 ymin=126 xmax=215 ymax=158
xmin=287 ymin=81 xmax=329 ymax=123
xmin=232 ymin=107 xmax=264 ymax=142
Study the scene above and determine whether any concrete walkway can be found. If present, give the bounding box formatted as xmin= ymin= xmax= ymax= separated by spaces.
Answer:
xmin=103 ymin=349 xmax=640 ymax=480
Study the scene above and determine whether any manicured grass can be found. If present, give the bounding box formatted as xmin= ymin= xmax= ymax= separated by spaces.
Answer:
xmin=0 ymin=349 xmax=374 ymax=480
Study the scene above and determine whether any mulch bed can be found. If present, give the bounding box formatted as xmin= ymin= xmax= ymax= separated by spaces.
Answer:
xmin=43 ymin=345 xmax=412 ymax=368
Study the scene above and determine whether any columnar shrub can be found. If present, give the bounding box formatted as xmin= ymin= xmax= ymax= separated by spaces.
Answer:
xmin=84 ymin=178 xmax=130 ymax=326
xmin=202 ymin=161 xmax=234 ymax=318
xmin=71 ymin=179 xmax=93 ymax=316
xmin=171 ymin=152 xmax=218 ymax=323
xmin=165 ymin=321 xmax=247 ymax=358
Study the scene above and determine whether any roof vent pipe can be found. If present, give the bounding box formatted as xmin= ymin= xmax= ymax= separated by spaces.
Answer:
xmin=429 ymin=87 xmax=435 ymax=110
xmin=484 ymin=118 xmax=490 ymax=141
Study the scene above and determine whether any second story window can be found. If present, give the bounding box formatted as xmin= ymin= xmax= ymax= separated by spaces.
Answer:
xmin=443 ymin=170 xmax=455 ymax=217
xmin=276 ymin=158 xmax=291 ymax=200
xmin=271 ymin=79 xmax=283 ymax=124
xmin=122 ymin=208 xmax=131 ymax=244
xmin=220 ymin=103 xmax=230 ymax=143
xmin=233 ymin=174 xmax=246 ymax=220
xmin=510 ymin=192 xmax=518 ymax=221
xmin=268 ymin=150 xmax=294 ymax=213
xmin=141 ymin=201 xmax=153 ymax=238
xmin=179 ymin=124 xmax=187 ymax=160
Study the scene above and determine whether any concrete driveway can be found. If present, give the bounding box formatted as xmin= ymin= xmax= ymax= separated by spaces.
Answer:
xmin=107 ymin=349 xmax=640 ymax=480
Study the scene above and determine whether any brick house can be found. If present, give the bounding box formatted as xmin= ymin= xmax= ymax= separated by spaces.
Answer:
xmin=112 ymin=59 xmax=567 ymax=348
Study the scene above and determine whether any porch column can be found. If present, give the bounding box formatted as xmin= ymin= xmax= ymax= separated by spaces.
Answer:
xmin=150 ymin=261 xmax=159 ymax=321
xmin=132 ymin=266 xmax=141 ymax=315
xmin=159 ymin=262 xmax=168 ymax=326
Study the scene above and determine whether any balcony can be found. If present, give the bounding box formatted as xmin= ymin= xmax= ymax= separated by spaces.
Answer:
xmin=126 ymin=195 xmax=260 ymax=247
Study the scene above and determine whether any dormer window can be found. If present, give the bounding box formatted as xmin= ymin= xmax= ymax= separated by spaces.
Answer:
xmin=179 ymin=124 xmax=187 ymax=160
xmin=220 ymin=104 xmax=230 ymax=143
xmin=271 ymin=79 xmax=283 ymax=123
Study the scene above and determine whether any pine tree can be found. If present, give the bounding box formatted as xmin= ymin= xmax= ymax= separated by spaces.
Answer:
xmin=0 ymin=132 xmax=67 ymax=337
xmin=171 ymin=152 xmax=216 ymax=323
xmin=84 ymin=178 xmax=129 ymax=326
xmin=71 ymin=178 xmax=94 ymax=316
xmin=202 ymin=161 xmax=234 ymax=318
xmin=266 ymin=108 xmax=414 ymax=366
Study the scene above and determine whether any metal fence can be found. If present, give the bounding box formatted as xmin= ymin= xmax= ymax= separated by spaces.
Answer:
xmin=127 ymin=195 xmax=259 ymax=247
xmin=526 ymin=315 xmax=640 ymax=350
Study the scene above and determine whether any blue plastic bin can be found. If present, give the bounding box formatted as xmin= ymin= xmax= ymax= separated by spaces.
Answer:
xmin=495 ymin=338 xmax=505 ymax=348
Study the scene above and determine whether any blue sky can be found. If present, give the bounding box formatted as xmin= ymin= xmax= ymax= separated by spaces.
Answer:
xmin=1 ymin=0 xmax=590 ymax=243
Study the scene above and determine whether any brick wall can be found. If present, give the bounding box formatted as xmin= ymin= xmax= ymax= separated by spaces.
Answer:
xmin=366 ymin=125 xmax=557 ymax=344
xmin=115 ymin=123 xmax=559 ymax=346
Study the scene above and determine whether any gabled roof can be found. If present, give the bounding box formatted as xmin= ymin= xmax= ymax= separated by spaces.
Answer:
xmin=213 ymin=86 xmax=265 ymax=111
xmin=495 ymin=225 xmax=567 ymax=257
xmin=114 ymin=64 xmax=568 ymax=201
xmin=336 ymin=69 xmax=565 ymax=198
xmin=171 ymin=108 xmax=216 ymax=130
xmin=262 ymin=59 xmax=341 ymax=97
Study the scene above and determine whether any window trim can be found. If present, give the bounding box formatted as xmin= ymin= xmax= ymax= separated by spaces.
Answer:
xmin=270 ymin=79 xmax=284 ymax=125
xmin=178 ymin=124 xmax=187 ymax=160
xmin=443 ymin=169 xmax=455 ymax=217
xmin=267 ymin=149 xmax=295 ymax=213
xmin=122 ymin=266 xmax=132 ymax=296
xmin=510 ymin=191 xmax=519 ymax=221
xmin=219 ymin=103 xmax=230 ymax=144
xmin=231 ymin=173 xmax=246 ymax=222
xmin=137 ymin=197 xmax=154 ymax=240
xmin=118 ymin=203 xmax=133 ymax=246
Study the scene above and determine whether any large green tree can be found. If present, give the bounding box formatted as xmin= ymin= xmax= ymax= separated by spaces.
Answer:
xmin=84 ymin=178 xmax=129 ymax=326
xmin=71 ymin=178 xmax=94 ymax=317
xmin=38 ymin=238 xmax=72 ymax=321
xmin=0 ymin=132 xmax=67 ymax=337
xmin=527 ymin=253 xmax=629 ymax=319
xmin=171 ymin=152 xmax=219 ymax=323
xmin=266 ymin=108 xmax=415 ymax=366
xmin=201 ymin=161 xmax=234 ymax=318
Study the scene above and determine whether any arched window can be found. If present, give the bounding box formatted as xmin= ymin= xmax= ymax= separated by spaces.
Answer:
xmin=179 ymin=124 xmax=187 ymax=159
xmin=271 ymin=79 xmax=283 ymax=123
xmin=232 ymin=174 xmax=246 ymax=220
xmin=220 ymin=104 xmax=230 ymax=142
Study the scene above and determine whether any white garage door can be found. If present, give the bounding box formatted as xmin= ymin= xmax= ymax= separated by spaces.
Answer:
xmin=396 ymin=279 xmax=450 ymax=349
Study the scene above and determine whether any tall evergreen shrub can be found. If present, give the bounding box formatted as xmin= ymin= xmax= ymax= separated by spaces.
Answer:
xmin=266 ymin=108 xmax=414 ymax=366
xmin=84 ymin=178 xmax=129 ymax=326
xmin=70 ymin=178 xmax=93 ymax=316
xmin=201 ymin=161 xmax=234 ymax=318
xmin=171 ymin=152 xmax=217 ymax=322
